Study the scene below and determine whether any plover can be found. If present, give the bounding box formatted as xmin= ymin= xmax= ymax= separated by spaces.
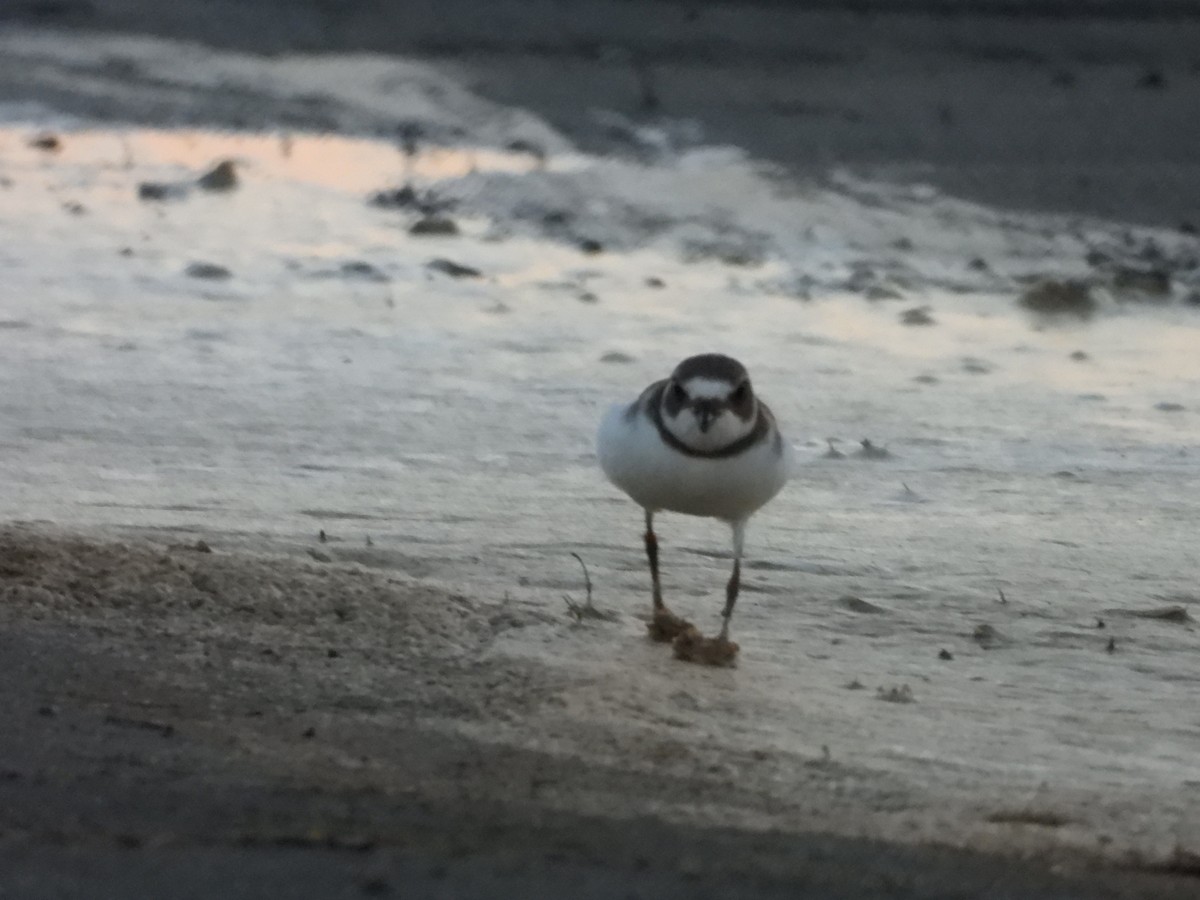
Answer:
xmin=597 ymin=353 xmax=793 ymax=664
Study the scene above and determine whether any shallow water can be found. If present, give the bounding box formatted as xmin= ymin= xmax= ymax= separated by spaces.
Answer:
xmin=2 ymin=120 xmax=1199 ymax=859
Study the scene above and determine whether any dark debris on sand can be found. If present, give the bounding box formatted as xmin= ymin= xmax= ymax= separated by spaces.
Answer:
xmin=427 ymin=258 xmax=481 ymax=279
xmin=409 ymin=216 xmax=459 ymax=237
xmin=1019 ymin=279 xmax=1096 ymax=319
xmin=196 ymin=160 xmax=237 ymax=192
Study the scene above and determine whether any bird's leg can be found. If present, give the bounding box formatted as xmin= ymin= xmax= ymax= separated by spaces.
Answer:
xmin=644 ymin=509 xmax=692 ymax=641
xmin=717 ymin=520 xmax=746 ymax=641
xmin=643 ymin=508 xmax=664 ymax=611
xmin=671 ymin=521 xmax=743 ymax=666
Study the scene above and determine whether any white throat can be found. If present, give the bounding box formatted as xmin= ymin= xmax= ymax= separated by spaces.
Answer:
xmin=661 ymin=402 xmax=756 ymax=453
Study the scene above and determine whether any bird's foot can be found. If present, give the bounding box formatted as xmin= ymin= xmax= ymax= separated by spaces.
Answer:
xmin=647 ymin=607 xmax=693 ymax=642
xmin=672 ymin=627 xmax=740 ymax=667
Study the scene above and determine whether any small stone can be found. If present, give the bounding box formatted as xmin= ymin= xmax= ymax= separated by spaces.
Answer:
xmin=29 ymin=133 xmax=61 ymax=152
xmin=369 ymin=185 xmax=418 ymax=209
xmin=138 ymin=181 xmax=189 ymax=201
xmin=341 ymin=261 xmax=389 ymax=282
xmin=645 ymin=276 xmax=665 ymax=288
xmin=185 ymin=262 xmax=232 ymax=280
xmin=1020 ymin=279 xmax=1096 ymax=318
xmin=938 ymin=649 xmax=954 ymax=660
xmin=409 ymin=216 xmax=458 ymax=236
xmin=900 ymin=306 xmax=935 ymax=326
xmin=427 ymin=258 xmax=481 ymax=279
xmin=1112 ymin=266 xmax=1171 ymax=297
xmin=865 ymin=284 xmax=903 ymax=301
xmin=196 ymin=160 xmax=237 ymax=191
xmin=1069 ymin=350 xmax=1089 ymax=361
xmin=578 ymin=239 xmax=603 ymax=255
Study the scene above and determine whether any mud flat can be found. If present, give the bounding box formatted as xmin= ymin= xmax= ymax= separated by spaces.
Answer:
xmin=1 ymin=525 xmax=1197 ymax=899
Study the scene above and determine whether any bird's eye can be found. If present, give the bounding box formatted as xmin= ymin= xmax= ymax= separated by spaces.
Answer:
xmin=671 ymin=382 xmax=687 ymax=402
xmin=731 ymin=383 xmax=748 ymax=402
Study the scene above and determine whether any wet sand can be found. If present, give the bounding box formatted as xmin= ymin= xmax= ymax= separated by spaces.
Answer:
xmin=2 ymin=3 xmax=1200 ymax=897
xmin=2 ymin=526 xmax=1196 ymax=899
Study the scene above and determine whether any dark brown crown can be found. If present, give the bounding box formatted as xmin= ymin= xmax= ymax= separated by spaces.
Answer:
xmin=670 ymin=353 xmax=749 ymax=385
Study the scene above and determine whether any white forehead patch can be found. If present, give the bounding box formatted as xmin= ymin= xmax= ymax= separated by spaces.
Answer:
xmin=683 ymin=377 xmax=735 ymax=400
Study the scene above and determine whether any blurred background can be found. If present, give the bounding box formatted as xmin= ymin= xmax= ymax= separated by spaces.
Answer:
xmin=4 ymin=0 xmax=1200 ymax=224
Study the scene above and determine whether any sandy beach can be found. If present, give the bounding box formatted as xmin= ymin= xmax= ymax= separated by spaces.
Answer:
xmin=2 ymin=2 xmax=1200 ymax=896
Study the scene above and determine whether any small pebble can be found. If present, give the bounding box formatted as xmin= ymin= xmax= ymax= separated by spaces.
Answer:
xmin=29 ymin=133 xmax=61 ymax=152
xmin=409 ymin=216 xmax=458 ymax=236
xmin=184 ymin=262 xmax=232 ymax=280
xmin=427 ymin=258 xmax=481 ymax=279
xmin=900 ymin=306 xmax=935 ymax=326
xmin=196 ymin=160 xmax=237 ymax=191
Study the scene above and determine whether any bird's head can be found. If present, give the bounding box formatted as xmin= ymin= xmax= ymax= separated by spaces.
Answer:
xmin=659 ymin=354 xmax=758 ymax=453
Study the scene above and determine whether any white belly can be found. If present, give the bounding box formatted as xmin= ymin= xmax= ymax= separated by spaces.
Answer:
xmin=596 ymin=403 xmax=793 ymax=522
